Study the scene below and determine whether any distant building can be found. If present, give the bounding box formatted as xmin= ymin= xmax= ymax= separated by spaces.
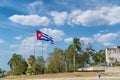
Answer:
xmin=105 ymin=48 xmax=120 ymax=66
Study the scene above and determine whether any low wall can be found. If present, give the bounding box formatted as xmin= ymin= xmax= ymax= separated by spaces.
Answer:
xmin=105 ymin=67 xmax=120 ymax=72
xmin=76 ymin=66 xmax=105 ymax=72
xmin=77 ymin=66 xmax=120 ymax=72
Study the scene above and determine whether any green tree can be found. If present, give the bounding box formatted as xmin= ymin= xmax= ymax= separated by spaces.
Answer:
xmin=27 ymin=55 xmax=35 ymax=75
xmin=33 ymin=56 xmax=45 ymax=74
xmin=27 ymin=55 xmax=45 ymax=75
xmin=73 ymin=38 xmax=81 ymax=51
xmin=48 ymin=48 xmax=65 ymax=73
xmin=73 ymin=38 xmax=82 ymax=70
xmin=91 ymin=50 xmax=105 ymax=66
xmin=27 ymin=55 xmax=36 ymax=66
xmin=63 ymin=38 xmax=83 ymax=71
xmin=64 ymin=45 xmax=75 ymax=72
xmin=76 ymin=52 xmax=90 ymax=67
xmin=117 ymin=46 xmax=120 ymax=48
xmin=8 ymin=53 xmax=28 ymax=75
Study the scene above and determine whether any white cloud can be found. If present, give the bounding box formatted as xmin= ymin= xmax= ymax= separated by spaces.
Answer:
xmin=103 ymin=43 xmax=113 ymax=46
xmin=9 ymin=36 xmax=48 ymax=54
xmin=69 ymin=6 xmax=120 ymax=26
xmin=64 ymin=38 xmax=73 ymax=43
xmin=93 ymin=33 xmax=118 ymax=46
xmin=10 ymin=44 xmax=19 ymax=49
xmin=14 ymin=36 xmax=22 ymax=40
xmin=8 ymin=6 xmax=120 ymax=27
xmin=40 ymin=28 xmax=65 ymax=41
xmin=27 ymin=1 xmax=46 ymax=15
xmin=105 ymin=6 xmax=120 ymax=25
xmin=68 ymin=10 xmax=82 ymax=25
xmin=0 ymin=39 xmax=4 ymax=44
xmin=9 ymin=15 xmax=50 ymax=26
xmin=80 ymin=37 xmax=93 ymax=43
xmin=19 ymin=36 xmax=48 ymax=54
xmin=50 ymin=11 xmax=68 ymax=25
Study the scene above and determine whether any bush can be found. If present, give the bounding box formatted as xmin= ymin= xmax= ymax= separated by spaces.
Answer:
xmin=114 ymin=63 xmax=120 ymax=66
xmin=90 ymin=62 xmax=98 ymax=66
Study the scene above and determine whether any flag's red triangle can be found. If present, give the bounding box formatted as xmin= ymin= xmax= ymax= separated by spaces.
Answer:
xmin=36 ymin=30 xmax=44 ymax=40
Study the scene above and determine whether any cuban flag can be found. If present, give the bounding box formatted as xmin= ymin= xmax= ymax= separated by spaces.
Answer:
xmin=36 ymin=30 xmax=54 ymax=44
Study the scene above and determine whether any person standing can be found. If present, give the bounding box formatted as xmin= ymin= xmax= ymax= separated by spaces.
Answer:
xmin=97 ymin=72 xmax=101 ymax=80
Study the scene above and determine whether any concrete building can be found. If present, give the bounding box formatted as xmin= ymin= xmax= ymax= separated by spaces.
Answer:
xmin=105 ymin=48 xmax=120 ymax=66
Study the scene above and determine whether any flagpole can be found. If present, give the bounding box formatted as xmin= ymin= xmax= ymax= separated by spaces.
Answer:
xmin=34 ymin=32 xmax=36 ymax=57
xmin=46 ymin=41 xmax=48 ymax=57
xmin=46 ymin=31 xmax=48 ymax=73
xmin=41 ymin=40 xmax=44 ymax=74
xmin=42 ymin=40 xmax=43 ymax=57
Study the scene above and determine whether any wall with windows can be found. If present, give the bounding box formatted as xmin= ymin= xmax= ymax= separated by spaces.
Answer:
xmin=105 ymin=48 xmax=120 ymax=64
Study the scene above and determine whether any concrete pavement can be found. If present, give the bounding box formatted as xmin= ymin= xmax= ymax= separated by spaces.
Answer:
xmin=26 ymin=77 xmax=119 ymax=80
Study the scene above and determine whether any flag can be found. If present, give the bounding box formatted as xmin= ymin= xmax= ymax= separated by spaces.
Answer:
xmin=36 ymin=30 xmax=54 ymax=44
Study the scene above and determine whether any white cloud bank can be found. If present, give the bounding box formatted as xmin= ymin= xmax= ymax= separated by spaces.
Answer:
xmin=64 ymin=32 xmax=118 ymax=47
xmin=10 ymin=36 xmax=48 ymax=54
xmin=9 ymin=6 xmax=120 ymax=27
xmin=93 ymin=33 xmax=118 ymax=46
xmin=68 ymin=6 xmax=120 ymax=26
xmin=9 ymin=15 xmax=50 ymax=26
xmin=49 ymin=6 xmax=120 ymax=26
xmin=50 ymin=11 xmax=68 ymax=25
xmin=19 ymin=36 xmax=48 ymax=54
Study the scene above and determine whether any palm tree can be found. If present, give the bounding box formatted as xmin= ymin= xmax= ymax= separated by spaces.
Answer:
xmin=73 ymin=38 xmax=81 ymax=51
xmin=73 ymin=38 xmax=81 ymax=71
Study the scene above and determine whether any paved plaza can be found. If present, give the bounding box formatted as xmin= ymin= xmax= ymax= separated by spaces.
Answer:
xmin=26 ymin=77 xmax=119 ymax=80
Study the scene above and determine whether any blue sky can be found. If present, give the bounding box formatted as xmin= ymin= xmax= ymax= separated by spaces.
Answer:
xmin=0 ymin=0 xmax=120 ymax=70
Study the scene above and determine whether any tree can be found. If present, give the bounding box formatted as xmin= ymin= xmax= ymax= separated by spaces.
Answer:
xmin=91 ymin=50 xmax=105 ymax=66
xmin=0 ymin=68 xmax=6 ymax=78
xmin=117 ymin=46 xmax=120 ymax=48
xmin=64 ymin=45 xmax=75 ymax=72
xmin=27 ymin=55 xmax=45 ymax=75
xmin=73 ymin=38 xmax=81 ymax=52
xmin=73 ymin=38 xmax=82 ymax=71
xmin=8 ymin=53 xmax=28 ymax=75
xmin=63 ymin=38 xmax=83 ymax=71
xmin=33 ymin=56 xmax=45 ymax=74
xmin=47 ymin=48 xmax=65 ymax=73
xmin=27 ymin=55 xmax=36 ymax=66
xmin=86 ymin=43 xmax=95 ymax=53
xmin=76 ymin=52 xmax=90 ymax=67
